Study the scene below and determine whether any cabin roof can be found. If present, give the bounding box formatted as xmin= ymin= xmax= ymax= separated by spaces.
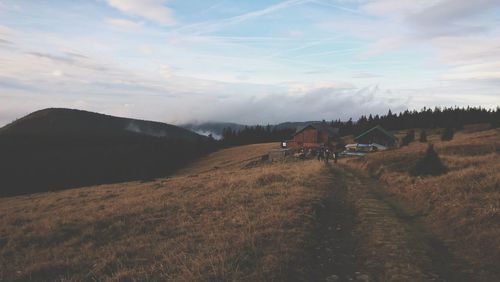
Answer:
xmin=294 ymin=123 xmax=339 ymax=137
xmin=354 ymin=125 xmax=397 ymax=142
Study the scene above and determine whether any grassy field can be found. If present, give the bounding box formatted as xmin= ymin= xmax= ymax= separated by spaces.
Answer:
xmin=1 ymin=126 xmax=498 ymax=281
xmin=0 ymin=143 xmax=331 ymax=281
xmin=343 ymin=125 xmax=500 ymax=276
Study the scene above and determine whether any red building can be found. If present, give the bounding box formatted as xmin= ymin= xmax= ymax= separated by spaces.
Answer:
xmin=284 ymin=123 xmax=339 ymax=149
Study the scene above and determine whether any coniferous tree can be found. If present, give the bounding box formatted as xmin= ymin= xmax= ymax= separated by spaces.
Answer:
xmin=441 ymin=127 xmax=454 ymax=141
xmin=403 ymin=129 xmax=415 ymax=145
xmin=411 ymin=144 xmax=447 ymax=176
xmin=419 ymin=130 xmax=427 ymax=143
xmin=491 ymin=106 xmax=500 ymax=128
xmin=221 ymin=125 xmax=295 ymax=147
xmin=220 ymin=106 xmax=498 ymax=147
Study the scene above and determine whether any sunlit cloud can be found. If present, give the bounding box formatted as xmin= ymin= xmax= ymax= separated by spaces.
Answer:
xmin=105 ymin=18 xmax=143 ymax=29
xmin=106 ymin=0 xmax=175 ymax=25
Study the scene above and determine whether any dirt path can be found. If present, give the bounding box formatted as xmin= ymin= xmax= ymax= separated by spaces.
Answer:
xmin=304 ymin=164 xmax=479 ymax=282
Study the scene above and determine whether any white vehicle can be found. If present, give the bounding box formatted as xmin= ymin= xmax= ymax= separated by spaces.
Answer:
xmin=344 ymin=143 xmax=387 ymax=154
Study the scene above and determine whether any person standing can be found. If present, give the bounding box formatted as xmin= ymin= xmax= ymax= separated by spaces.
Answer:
xmin=317 ymin=148 xmax=323 ymax=161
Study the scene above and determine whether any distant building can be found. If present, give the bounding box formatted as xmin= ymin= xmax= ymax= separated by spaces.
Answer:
xmin=354 ymin=125 xmax=398 ymax=147
xmin=284 ymin=123 xmax=340 ymax=149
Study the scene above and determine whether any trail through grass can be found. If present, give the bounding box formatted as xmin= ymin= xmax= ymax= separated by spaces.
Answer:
xmin=305 ymin=163 xmax=496 ymax=281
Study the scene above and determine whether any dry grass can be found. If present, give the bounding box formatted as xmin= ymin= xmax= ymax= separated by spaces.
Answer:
xmin=0 ymin=143 xmax=330 ymax=281
xmin=343 ymin=125 xmax=500 ymax=274
xmin=176 ymin=143 xmax=277 ymax=175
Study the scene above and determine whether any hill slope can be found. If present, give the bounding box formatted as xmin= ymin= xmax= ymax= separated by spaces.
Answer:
xmin=344 ymin=125 xmax=500 ymax=278
xmin=1 ymin=108 xmax=202 ymax=141
xmin=0 ymin=108 xmax=215 ymax=196
xmin=1 ymin=128 xmax=498 ymax=281
xmin=0 ymin=143 xmax=332 ymax=281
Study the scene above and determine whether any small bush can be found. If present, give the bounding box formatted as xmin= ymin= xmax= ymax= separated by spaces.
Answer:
xmin=441 ymin=127 xmax=454 ymax=141
xmin=410 ymin=144 xmax=447 ymax=176
xmin=419 ymin=130 xmax=427 ymax=143
xmin=401 ymin=130 xmax=415 ymax=146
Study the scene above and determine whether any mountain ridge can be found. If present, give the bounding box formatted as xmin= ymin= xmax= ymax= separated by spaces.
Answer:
xmin=0 ymin=108 xmax=215 ymax=196
xmin=1 ymin=108 xmax=204 ymax=141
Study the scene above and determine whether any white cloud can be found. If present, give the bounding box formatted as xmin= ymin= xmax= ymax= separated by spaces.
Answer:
xmin=362 ymin=0 xmax=499 ymax=38
xmin=362 ymin=0 xmax=436 ymax=17
xmin=432 ymin=37 xmax=500 ymax=65
xmin=175 ymin=84 xmax=407 ymax=124
xmin=0 ymin=25 xmax=13 ymax=35
xmin=1 ymin=0 xmax=498 ymax=127
xmin=105 ymin=18 xmax=143 ymax=29
xmin=138 ymin=44 xmax=154 ymax=54
xmin=442 ymin=61 xmax=500 ymax=82
xmin=159 ymin=65 xmax=174 ymax=79
xmin=341 ymin=0 xmax=500 ymax=75
xmin=51 ymin=70 xmax=64 ymax=77
xmin=360 ymin=37 xmax=414 ymax=57
xmin=106 ymin=0 xmax=175 ymax=25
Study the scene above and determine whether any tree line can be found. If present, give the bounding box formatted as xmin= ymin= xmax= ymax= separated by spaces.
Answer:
xmin=220 ymin=125 xmax=295 ymax=147
xmin=220 ymin=106 xmax=499 ymax=146
xmin=331 ymin=106 xmax=499 ymax=136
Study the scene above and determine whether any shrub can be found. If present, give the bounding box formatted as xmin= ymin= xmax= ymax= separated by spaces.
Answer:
xmin=441 ymin=127 xmax=454 ymax=141
xmin=401 ymin=130 xmax=415 ymax=146
xmin=410 ymin=144 xmax=447 ymax=176
xmin=419 ymin=130 xmax=427 ymax=142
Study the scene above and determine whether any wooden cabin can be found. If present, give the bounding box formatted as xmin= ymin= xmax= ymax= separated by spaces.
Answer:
xmin=354 ymin=125 xmax=398 ymax=147
xmin=284 ymin=123 xmax=339 ymax=149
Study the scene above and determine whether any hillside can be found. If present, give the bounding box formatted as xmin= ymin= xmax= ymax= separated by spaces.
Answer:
xmin=0 ymin=108 xmax=215 ymax=196
xmin=0 ymin=143 xmax=332 ymax=281
xmin=1 ymin=127 xmax=499 ymax=281
xmin=1 ymin=108 xmax=202 ymax=141
xmin=343 ymin=125 xmax=500 ymax=278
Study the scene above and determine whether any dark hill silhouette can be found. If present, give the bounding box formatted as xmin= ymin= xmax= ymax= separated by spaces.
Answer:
xmin=0 ymin=108 xmax=216 ymax=197
xmin=1 ymin=108 xmax=202 ymax=140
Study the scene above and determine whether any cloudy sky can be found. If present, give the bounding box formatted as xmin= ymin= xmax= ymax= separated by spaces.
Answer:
xmin=1 ymin=0 xmax=499 ymax=126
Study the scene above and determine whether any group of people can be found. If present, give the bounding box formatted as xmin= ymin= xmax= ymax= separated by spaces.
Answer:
xmin=295 ymin=147 xmax=339 ymax=163
xmin=317 ymin=147 xmax=338 ymax=164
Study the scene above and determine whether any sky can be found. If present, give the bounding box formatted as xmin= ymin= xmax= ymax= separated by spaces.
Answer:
xmin=1 ymin=0 xmax=500 ymax=126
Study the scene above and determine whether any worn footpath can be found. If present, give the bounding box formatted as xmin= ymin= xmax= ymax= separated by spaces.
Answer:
xmin=304 ymin=164 xmax=480 ymax=282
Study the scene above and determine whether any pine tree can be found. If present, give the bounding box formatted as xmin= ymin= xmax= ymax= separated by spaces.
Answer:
xmin=491 ymin=106 xmax=500 ymax=128
xmin=411 ymin=144 xmax=447 ymax=176
xmin=441 ymin=126 xmax=454 ymax=141
xmin=401 ymin=129 xmax=415 ymax=146
xmin=419 ymin=130 xmax=427 ymax=143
